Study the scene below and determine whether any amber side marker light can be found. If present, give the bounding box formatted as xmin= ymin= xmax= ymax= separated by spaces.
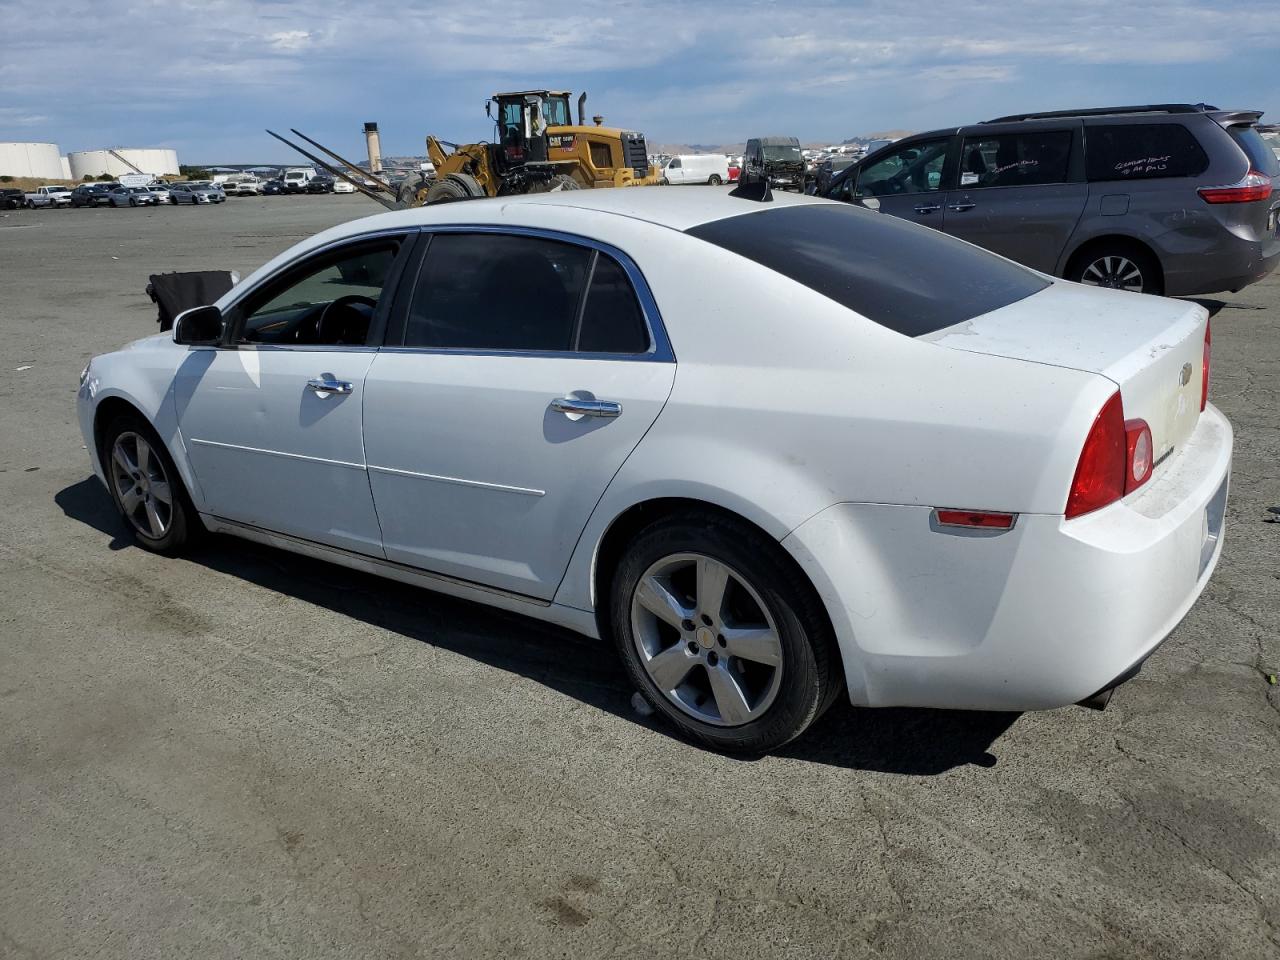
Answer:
xmin=934 ymin=509 xmax=1017 ymax=529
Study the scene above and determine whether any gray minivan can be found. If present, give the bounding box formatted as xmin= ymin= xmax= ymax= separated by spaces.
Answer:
xmin=822 ymin=104 xmax=1280 ymax=295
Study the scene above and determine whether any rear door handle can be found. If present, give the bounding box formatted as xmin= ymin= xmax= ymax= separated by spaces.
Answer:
xmin=307 ymin=377 xmax=353 ymax=396
xmin=551 ymin=397 xmax=622 ymax=419
xmin=913 ymin=203 xmax=941 ymax=214
xmin=948 ymin=201 xmax=976 ymax=212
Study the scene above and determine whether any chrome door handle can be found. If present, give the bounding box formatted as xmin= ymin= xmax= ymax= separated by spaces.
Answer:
xmin=307 ymin=377 xmax=353 ymax=395
xmin=551 ymin=397 xmax=622 ymax=419
xmin=913 ymin=203 xmax=941 ymax=214
xmin=948 ymin=201 xmax=976 ymax=212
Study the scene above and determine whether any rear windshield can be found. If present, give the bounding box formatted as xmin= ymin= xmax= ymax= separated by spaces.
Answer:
xmin=1228 ymin=125 xmax=1280 ymax=178
xmin=686 ymin=204 xmax=1049 ymax=337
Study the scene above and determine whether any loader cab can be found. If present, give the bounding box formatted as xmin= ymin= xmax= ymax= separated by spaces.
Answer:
xmin=490 ymin=90 xmax=573 ymax=166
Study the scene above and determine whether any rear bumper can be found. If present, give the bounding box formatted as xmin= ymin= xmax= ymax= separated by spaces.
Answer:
xmin=782 ymin=404 xmax=1233 ymax=711
xmin=1161 ymin=230 xmax=1280 ymax=296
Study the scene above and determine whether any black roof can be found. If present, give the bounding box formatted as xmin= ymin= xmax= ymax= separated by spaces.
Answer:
xmin=984 ymin=103 xmax=1220 ymax=123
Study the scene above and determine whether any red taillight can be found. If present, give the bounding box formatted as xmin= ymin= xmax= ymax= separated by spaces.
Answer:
xmin=1065 ymin=391 xmax=1126 ymax=518
xmin=1197 ymin=170 xmax=1272 ymax=204
xmin=1201 ymin=321 xmax=1211 ymax=412
xmin=934 ymin=509 xmax=1016 ymax=529
xmin=1124 ymin=419 xmax=1153 ymax=493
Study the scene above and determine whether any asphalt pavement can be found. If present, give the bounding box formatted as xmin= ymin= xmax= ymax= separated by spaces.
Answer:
xmin=1 ymin=195 xmax=1278 ymax=959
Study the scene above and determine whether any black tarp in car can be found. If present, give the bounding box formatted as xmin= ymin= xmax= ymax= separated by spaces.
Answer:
xmin=146 ymin=271 xmax=235 ymax=331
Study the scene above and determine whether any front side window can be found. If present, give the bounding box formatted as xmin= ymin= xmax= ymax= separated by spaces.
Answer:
xmin=403 ymin=233 xmax=651 ymax=354
xmin=855 ymin=138 xmax=950 ymax=197
xmin=958 ymin=130 xmax=1073 ymax=188
xmin=1085 ymin=123 xmax=1210 ymax=181
xmin=238 ymin=238 xmax=403 ymax=346
xmin=667 ymin=157 xmax=682 ymax=169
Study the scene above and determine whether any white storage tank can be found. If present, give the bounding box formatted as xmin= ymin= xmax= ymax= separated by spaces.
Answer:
xmin=68 ymin=147 xmax=180 ymax=179
xmin=0 ymin=142 xmax=65 ymax=179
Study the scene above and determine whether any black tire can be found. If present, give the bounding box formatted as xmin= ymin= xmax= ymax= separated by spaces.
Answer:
xmin=610 ymin=511 xmax=842 ymax=753
xmin=1066 ymin=241 xmax=1162 ymax=295
xmin=708 ymin=174 xmax=722 ymax=186
xmin=100 ymin=414 xmax=201 ymax=554
xmin=425 ymin=178 xmax=470 ymax=204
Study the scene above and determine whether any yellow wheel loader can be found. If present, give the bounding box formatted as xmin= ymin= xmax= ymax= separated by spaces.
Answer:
xmin=270 ymin=90 xmax=663 ymax=210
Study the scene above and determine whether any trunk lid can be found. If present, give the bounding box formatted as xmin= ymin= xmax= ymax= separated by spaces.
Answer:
xmin=923 ymin=280 xmax=1208 ymax=465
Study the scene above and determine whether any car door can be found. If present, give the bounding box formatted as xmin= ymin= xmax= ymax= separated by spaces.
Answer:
xmin=942 ymin=123 xmax=1087 ymax=272
xmin=666 ymin=157 xmax=685 ymax=184
xmin=836 ymin=136 xmax=955 ymax=230
xmin=362 ymin=228 xmax=676 ymax=600
xmin=173 ymin=230 xmax=414 ymax=556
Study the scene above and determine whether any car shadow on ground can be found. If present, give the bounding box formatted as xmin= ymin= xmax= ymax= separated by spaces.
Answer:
xmin=56 ymin=476 xmax=1018 ymax=776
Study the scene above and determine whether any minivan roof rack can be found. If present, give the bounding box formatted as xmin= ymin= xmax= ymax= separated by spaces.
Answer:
xmin=983 ymin=103 xmax=1220 ymax=123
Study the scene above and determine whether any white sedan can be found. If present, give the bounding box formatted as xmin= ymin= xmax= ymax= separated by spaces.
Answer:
xmin=76 ymin=188 xmax=1230 ymax=753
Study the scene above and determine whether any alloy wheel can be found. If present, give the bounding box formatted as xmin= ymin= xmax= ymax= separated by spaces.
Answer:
xmin=109 ymin=432 xmax=173 ymax=539
xmin=1080 ymin=255 xmax=1144 ymax=292
xmin=630 ymin=553 xmax=784 ymax=726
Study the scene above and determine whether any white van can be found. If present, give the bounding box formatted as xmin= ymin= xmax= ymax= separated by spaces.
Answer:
xmin=282 ymin=167 xmax=316 ymax=193
xmin=661 ymin=154 xmax=731 ymax=186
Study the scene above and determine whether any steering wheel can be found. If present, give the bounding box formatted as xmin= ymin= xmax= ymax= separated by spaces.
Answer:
xmin=315 ymin=295 xmax=377 ymax=345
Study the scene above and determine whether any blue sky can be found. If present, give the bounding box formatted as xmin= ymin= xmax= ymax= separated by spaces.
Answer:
xmin=2 ymin=0 xmax=1276 ymax=163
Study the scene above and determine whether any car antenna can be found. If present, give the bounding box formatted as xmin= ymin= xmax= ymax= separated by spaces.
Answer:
xmin=729 ymin=177 xmax=773 ymax=202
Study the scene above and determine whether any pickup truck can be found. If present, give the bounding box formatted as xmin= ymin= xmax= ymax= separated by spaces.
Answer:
xmin=24 ymin=185 xmax=73 ymax=208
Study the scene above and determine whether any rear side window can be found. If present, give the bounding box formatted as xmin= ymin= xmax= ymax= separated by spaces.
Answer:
xmin=687 ymin=204 xmax=1049 ymax=337
xmin=1227 ymin=125 xmax=1280 ymax=177
xmin=959 ymin=130 xmax=1073 ymax=188
xmin=404 ymin=233 xmax=651 ymax=354
xmin=1085 ymin=123 xmax=1209 ymax=181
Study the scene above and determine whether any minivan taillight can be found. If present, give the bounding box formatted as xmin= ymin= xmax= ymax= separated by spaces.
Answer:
xmin=1065 ymin=392 xmax=1157 ymax=518
xmin=1197 ymin=170 xmax=1273 ymax=204
xmin=1201 ymin=321 xmax=1211 ymax=412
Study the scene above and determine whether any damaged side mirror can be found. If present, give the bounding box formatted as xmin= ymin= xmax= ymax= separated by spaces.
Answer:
xmin=173 ymin=305 xmax=224 ymax=346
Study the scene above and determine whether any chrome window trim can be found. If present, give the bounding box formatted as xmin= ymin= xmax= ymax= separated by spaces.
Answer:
xmin=396 ymin=224 xmax=675 ymax=363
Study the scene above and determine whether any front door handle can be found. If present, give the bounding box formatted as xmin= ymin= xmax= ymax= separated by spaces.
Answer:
xmin=307 ymin=377 xmax=353 ymax=396
xmin=948 ymin=201 xmax=976 ymax=212
xmin=913 ymin=203 xmax=941 ymax=214
xmin=551 ymin=397 xmax=622 ymax=419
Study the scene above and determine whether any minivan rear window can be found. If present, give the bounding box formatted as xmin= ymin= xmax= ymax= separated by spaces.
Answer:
xmin=1227 ymin=125 xmax=1280 ymax=178
xmin=687 ymin=204 xmax=1049 ymax=337
xmin=1084 ymin=123 xmax=1209 ymax=181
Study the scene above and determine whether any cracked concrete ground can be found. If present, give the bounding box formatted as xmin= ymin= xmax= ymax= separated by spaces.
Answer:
xmin=1 ymin=196 xmax=1277 ymax=959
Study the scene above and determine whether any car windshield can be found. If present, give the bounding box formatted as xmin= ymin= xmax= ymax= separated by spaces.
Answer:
xmin=1228 ymin=125 xmax=1280 ymax=178
xmin=763 ymin=144 xmax=802 ymax=162
xmin=686 ymin=203 xmax=1049 ymax=337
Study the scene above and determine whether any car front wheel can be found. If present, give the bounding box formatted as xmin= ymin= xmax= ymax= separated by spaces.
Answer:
xmin=611 ymin=512 xmax=841 ymax=753
xmin=102 ymin=415 xmax=198 ymax=553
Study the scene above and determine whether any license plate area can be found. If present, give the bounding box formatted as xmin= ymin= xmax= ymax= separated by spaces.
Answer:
xmin=1199 ymin=474 xmax=1228 ymax=577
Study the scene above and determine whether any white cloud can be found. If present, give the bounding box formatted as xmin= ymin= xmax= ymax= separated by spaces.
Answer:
xmin=266 ymin=30 xmax=313 ymax=52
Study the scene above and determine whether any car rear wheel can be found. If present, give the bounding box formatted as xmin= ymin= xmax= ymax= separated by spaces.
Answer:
xmin=611 ymin=512 xmax=841 ymax=753
xmin=1068 ymin=242 xmax=1162 ymax=295
xmin=102 ymin=415 xmax=198 ymax=553
xmin=708 ymin=174 xmax=722 ymax=185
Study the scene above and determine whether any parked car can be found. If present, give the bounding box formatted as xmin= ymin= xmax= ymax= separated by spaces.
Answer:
xmin=661 ymin=154 xmax=730 ymax=186
xmin=812 ymin=156 xmax=855 ymax=194
xmin=282 ymin=168 xmax=316 ymax=192
xmin=742 ymin=136 xmax=805 ymax=191
xmin=76 ymin=189 xmax=1229 ymax=753
xmin=168 ymin=183 xmax=225 ymax=205
xmin=261 ymin=179 xmax=285 ymax=195
xmin=223 ymin=178 xmax=262 ymax=196
xmin=24 ymin=185 xmax=73 ymax=208
xmin=727 ymin=158 xmax=741 ymax=183
xmin=107 ymin=186 xmax=158 ymax=207
xmin=305 ymin=176 xmax=335 ymax=194
xmin=0 ymin=188 xmax=25 ymax=210
xmin=822 ymin=104 xmax=1280 ymax=296
xmin=144 ymin=184 xmax=172 ymax=204
xmin=332 ymin=179 xmax=356 ymax=194
xmin=71 ymin=183 xmax=119 ymax=207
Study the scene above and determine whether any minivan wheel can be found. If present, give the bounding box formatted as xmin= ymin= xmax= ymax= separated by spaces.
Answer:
xmin=611 ymin=512 xmax=841 ymax=753
xmin=102 ymin=415 xmax=198 ymax=553
xmin=1068 ymin=243 xmax=1162 ymax=295
xmin=708 ymin=174 xmax=722 ymax=186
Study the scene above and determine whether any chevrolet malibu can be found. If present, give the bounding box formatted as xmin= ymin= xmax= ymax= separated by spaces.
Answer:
xmin=76 ymin=189 xmax=1231 ymax=753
